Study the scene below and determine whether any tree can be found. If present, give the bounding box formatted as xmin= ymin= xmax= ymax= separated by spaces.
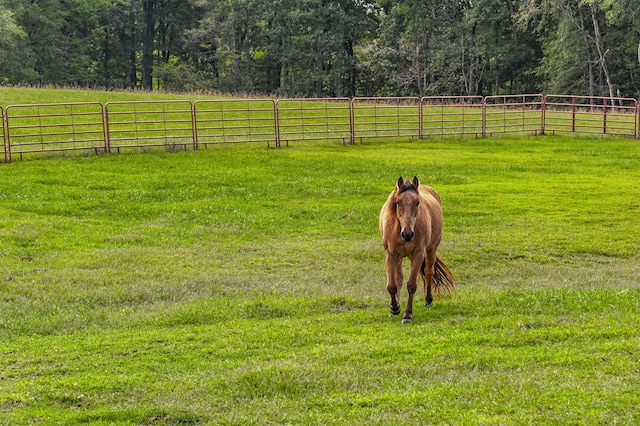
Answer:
xmin=92 ymin=0 xmax=139 ymax=88
xmin=265 ymin=0 xmax=374 ymax=96
xmin=518 ymin=0 xmax=640 ymax=97
xmin=185 ymin=0 xmax=266 ymax=93
xmin=463 ymin=0 xmax=540 ymax=95
xmin=0 ymin=5 xmax=35 ymax=83
xmin=369 ymin=0 xmax=539 ymax=96
xmin=1 ymin=0 xmax=639 ymax=96
xmin=5 ymin=0 xmax=65 ymax=84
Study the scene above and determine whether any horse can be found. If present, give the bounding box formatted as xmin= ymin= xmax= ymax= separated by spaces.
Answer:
xmin=379 ymin=176 xmax=455 ymax=324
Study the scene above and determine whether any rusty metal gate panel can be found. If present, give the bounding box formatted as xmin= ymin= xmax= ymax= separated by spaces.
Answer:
xmin=274 ymin=98 xmax=352 ymax=146
xmin=351 ymin=97 xmax=421 ymax=142
xmin=421 ymin=96 xmax=484 ymax=137
xmin=1 ymin=106 xmax=6 ymax=163
xmin=543 ymin=95 xmax=638 ymax=138
xmin=105 ymin=100 xmax=195 ymax=152
xmin=484 ymin=94 xmax=544 ymax=135
xmin=193 ymin=99 xmax=276 ymax=147
xmin=4 ymin=102 xmax=106 ymax=162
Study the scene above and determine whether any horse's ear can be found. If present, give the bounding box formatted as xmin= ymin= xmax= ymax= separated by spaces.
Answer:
xmin=412 ymin=176 xmax=420 ymax=188
xmin=397 ymin=176 xmax=404 ymax=189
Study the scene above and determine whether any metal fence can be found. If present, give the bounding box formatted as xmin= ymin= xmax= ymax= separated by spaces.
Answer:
xmin=4 ymin=102 xmax=106 ymax=161
xmin=194 ymin=99 xmax=276 ymax=148
xmin=1 ymin=94 xmax=638 ymax=162
xmin=542 ymin=95 xmax=638 ymax=137
xmin=421 ymin=96 xmax=484 ymax=137
xmin=0 ymin=106 xmax=5 ymax=163
xmin=105 ymin=100 xmax=195 ymax=152
xmin=352 ymin=97 xmax=421 ymax=141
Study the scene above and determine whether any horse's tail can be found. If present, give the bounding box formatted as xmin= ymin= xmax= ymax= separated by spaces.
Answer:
xmin=430 ymin=255 xmax=456 ymax=295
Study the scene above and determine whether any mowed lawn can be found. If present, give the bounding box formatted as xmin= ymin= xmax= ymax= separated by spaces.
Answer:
xmin=1 ymin=133 xmax=639 ymax=424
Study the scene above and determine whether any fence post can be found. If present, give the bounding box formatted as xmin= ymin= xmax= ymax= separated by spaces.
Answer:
xmin=273 ymin=101 xmax=280 ymax=148
xmin=103 ymin=104 xmax=111 ymax=154
xmin=349 ymin=99 xmax=355 ymax=144
xmin=572 ymin=97 xmax=576 ymax=133
xmin=637 ymin=102 xmax=640 ymax=139
xmin=191 ymin=101 xmax=198 ymax=150
xmin=4 ymin=107 xmax=12 ymax=163
xmin=603 ymin=97 xmax=608 ymax=135
xmin=418 ymin=98 xmax=424 ymax=139
xmin=1 ymin=107 xmax=6 ymax=163
xmin=481 ymin=97 xmax=486 ymax=137
xmin=540 ymin=95 xmax=546 ymax=135
xmin=98 ymin=103 xmax=108 ymax=154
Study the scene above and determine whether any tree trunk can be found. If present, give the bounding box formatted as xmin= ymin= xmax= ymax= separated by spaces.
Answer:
xmin=467 ymin=22 xmax=477 ymax=96
xmin=590 ymin=3 xmax=615 ymax=101
xmin=637 ymin=30 xmax=640 ymax=65
xmin=578 ymin=7 xmax=596 ymax=97
xmin=142 ymin=0 xmax=156 ymax=90
xmin=345 ymin=39 xmax=356 ymax=97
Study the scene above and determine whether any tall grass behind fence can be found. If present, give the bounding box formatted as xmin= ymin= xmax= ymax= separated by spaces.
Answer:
xmin=1 ymin=94 xmax=638 ymax=162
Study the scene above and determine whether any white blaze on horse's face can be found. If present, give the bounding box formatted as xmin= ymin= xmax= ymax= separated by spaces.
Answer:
xmin=395 ymin=187 xmax=420 ymax=243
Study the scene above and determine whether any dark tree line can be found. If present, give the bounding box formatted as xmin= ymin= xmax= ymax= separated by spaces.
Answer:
xmin=1 ymin=0 xmax=639 ymax=98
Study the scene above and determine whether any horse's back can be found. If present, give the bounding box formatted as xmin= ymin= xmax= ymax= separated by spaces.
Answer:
xmin=419 ymin=185 xmax=441 ymax=206
xmin=419 ymin=185 xmax=443 ymax=248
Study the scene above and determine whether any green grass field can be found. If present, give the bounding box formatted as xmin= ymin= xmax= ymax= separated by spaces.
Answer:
xmin=1 ymin=88 xmax=640 ymax=424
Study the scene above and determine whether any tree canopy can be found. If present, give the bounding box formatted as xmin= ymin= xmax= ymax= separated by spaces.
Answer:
xmin=0 ymin=0 xmax=639 ymax=97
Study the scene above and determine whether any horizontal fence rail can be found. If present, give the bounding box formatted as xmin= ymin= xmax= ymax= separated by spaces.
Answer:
xmin=1 ymin=95 xmax=638 ymax=162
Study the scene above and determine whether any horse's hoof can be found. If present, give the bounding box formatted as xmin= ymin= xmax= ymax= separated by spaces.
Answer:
xmin=390 ymin=306 xmax=401 ymax=316
xmin=425 ymin=301 xmax=432 ymax=307
xmin=401 ymin=317 xmax=413 ymax=324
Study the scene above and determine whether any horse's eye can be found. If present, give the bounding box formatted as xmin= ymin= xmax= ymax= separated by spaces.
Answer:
xmin=416 ymin=200 xmax=420 ymax=206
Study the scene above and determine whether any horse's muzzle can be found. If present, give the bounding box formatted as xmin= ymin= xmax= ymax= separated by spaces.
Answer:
xmin=401 ymin=230 xmax=415 ymax=242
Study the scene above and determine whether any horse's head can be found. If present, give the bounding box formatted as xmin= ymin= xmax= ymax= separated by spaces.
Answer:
xmin=393 ymin=176 xmax=421 ymax=242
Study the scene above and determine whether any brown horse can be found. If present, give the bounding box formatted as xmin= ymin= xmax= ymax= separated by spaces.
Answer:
xmin=379 ymin=176 xmax=455 ymax=324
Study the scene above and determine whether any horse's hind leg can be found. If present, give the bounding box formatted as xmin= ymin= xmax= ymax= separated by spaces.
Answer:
xmin=424 ymin=249 xmax=436 ymax=307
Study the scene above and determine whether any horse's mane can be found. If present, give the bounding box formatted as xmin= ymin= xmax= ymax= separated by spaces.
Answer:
xmin=397 ymin=180 xmax=418 ymax=194
xmin=384 ymin=179 xmax=419 ymax=218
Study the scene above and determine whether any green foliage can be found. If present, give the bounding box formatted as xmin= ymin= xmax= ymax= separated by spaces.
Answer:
xmin=520 ymin=0 xmax=640 ymax=97
xmin=1 ymin=0 xmax=638 ymax=96
xmin=0 ymin=119 xmax=639 ymax=423
xmin=0 ymin=5 xmax=35 ymax=84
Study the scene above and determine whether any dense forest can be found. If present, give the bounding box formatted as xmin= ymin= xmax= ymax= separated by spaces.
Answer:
xmin=0 ymin=0 xmax=639 ymax=98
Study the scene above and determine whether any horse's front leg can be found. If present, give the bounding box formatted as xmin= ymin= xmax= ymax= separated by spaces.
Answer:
xmin=385 ymin=252 xmax=402 ymax=316
xmin=402 ymin=253 xmax=422 ymax=324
